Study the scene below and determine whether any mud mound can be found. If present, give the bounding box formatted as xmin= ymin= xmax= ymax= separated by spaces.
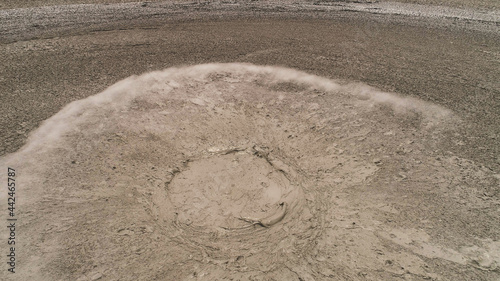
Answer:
xmin=1 ymin=63 xmax=499 ymax=280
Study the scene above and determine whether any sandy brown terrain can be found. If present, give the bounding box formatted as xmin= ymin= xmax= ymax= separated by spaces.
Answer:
xmin=1 ymin=1 xmax=499 ymax=281
xmin=1 ymin=0 xmax=500 ymax=10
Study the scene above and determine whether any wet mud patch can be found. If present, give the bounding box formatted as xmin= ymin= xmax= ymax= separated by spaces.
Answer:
xmin=1 ymin=63 xmax=499 ymax=280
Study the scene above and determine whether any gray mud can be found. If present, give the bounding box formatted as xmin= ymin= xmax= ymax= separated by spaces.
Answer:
xmin=1 ymin=1 xmax=499 ymax=281
xmin=1 ymin=64 xmax=499 ymax=280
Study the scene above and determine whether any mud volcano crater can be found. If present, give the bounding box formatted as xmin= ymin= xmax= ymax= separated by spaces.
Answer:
xmin=3 ymin=63 xmax=498 ymax=280
xmin=164 ymin=146 xmax=300 ymax=230
xmin=158 ymin=145 xmax=319 ymax=271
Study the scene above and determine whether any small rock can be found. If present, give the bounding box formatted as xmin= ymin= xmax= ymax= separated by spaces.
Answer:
xmin=333 ymin=178 xmax=343 ymax=183
xmin=90 ymin=273 xmax=102 ymax=280
xmin=142 ymin=226 xmax=154 ymax=233
xmin=190 ymin=98 xmax=205 ymax=106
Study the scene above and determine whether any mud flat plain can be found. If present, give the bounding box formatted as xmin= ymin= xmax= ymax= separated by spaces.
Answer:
xmin=1 ymin=1 xmax=499 ymax=280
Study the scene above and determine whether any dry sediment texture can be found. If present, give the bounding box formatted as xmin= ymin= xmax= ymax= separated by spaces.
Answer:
xmin=1 ymin=0 xmax=500 ymax=10
xmin=1 ymin=1 xmax=499 ymax=281
xmin=1 ymin=64 xmax=499 ymax=280
xmin=1 ymin=2 xmax=499 ymax=167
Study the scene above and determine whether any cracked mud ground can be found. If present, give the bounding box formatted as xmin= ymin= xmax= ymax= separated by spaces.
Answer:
xmin=1 ymin=1 xmax=499 ymax=281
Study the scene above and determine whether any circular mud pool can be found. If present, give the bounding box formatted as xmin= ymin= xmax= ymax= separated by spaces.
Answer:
xmin=1 ymin=63 xmax=499 ymax=280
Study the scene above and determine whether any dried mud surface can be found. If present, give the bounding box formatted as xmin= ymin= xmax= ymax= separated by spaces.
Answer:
xmin=1 ymin=2 xmax=500 ymax=281
xmin=1 ymin=0 xmax=500 ymax=10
